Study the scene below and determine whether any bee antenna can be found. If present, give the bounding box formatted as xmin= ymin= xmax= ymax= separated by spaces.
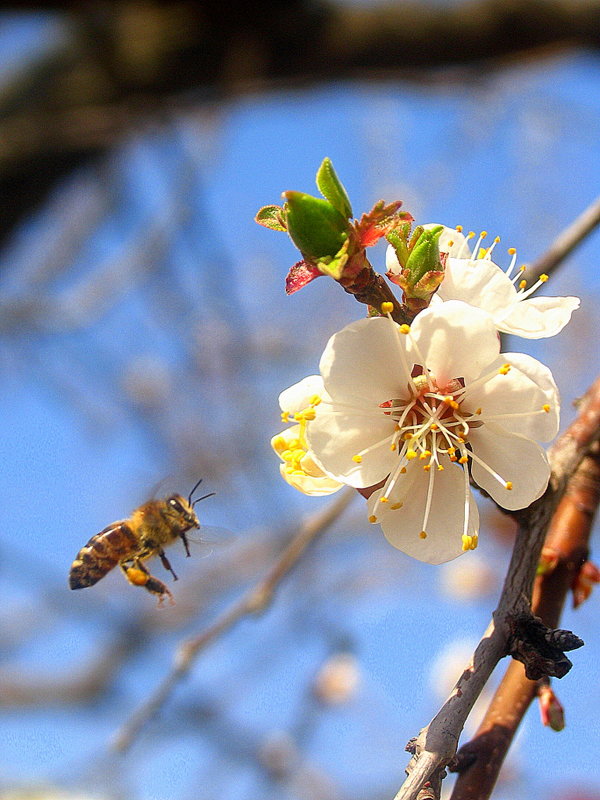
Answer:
xmin=192 ymin=491 xmax=215 ymax=508
xmin=188 ymin=477 xmax=204 ymax=505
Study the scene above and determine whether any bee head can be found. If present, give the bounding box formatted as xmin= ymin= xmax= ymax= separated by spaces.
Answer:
xmin=167 ymin=479 xmax=215 ymax=558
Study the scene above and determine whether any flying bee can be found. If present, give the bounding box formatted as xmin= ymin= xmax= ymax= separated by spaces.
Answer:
xmin=69 ymin=479 xmax=215 ymax=602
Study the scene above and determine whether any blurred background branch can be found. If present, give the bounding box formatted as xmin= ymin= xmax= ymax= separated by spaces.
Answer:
xmin=2 ymin=0 xmax=600 ymax=245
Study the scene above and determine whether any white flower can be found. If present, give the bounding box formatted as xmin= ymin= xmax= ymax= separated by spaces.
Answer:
xmin=386 ymin=226 xmax=579 ymax=339
xmin=272 ymin=375 xmax=343 ymax=496
xmin=303 ymin=301 xmax=559 ymax=563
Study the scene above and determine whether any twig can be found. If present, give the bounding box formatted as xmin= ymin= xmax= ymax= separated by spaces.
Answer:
xmin=529 ymin=195 xmax=600 ymax=279
xmin=391 ymin=375 xmax=600 ymax=800
xmin=449 ymin=437 xmax=600 ymax=798
xmin=112 ymin=487 xmax=355 ymax=752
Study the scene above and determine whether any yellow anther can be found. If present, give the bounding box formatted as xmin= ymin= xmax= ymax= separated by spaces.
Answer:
xmin=431 ymin=423 xmax=439 ymax=431
xmin=459 ymin=455 xmax=469 ymax=464
xmin=493 ymin=236 xmax=500 ymax=243
xmin=519 ymin=279 xmax=527 ymax=290
xmin=539 ymin=273 xmax=549 ymax=283
xmin=456 ymin=225 xmax=463 ymax=232
xmin=475 ymin=408 xmax=482 ymax=415
xmin=399 ymin=324 xmax=411 ymax=334
xmin=302 ymin=408 xmax=316 ymax=420
xmin=467 ymin=231 xmax=475 ymax=239
xmin=519 ymin=265 xmax=526 ymax=272
xmin=390 ymin=443 xmax=397 ymax=451
xmin=508 ymin=247 xmax=516 ymax=255
xmin=368 ymin=515 xmax=378 ymax=524
xmin=406 ymin=450 xmax=417 ymax=460
xmin=281 ymin=449 xmax=294 ymax=461
xmin=447 ymin=239 xmax=454 ymax=247
xmin=423 ymin=464 xmax=431 ymax=472
xmin=390 ymin=502 xmax=403 ymax=510
xmin=281 ymin=411 xmax=290 ymax=423
xmin=403 ymin=432 xmax=413 ymax=440
xmin=272 ymin=435 xmax=285 ymax=450
xmin=505 ymin=481 xmax=513 ymax=491
xmin=447 ymin=447 xmax=456 ymax=455
xmin=450 ymin=455 xmax=457 ymax=462
xmin=462 ymin=534 xmax=474 ymax=551
xmin=352 ymin=454 xmax=363 ymax=463
xmin=542 ymin=404 xmax=550 ymax=413
xmin=419 ymin=531 xmax=428 ymax=539
xmin=499 ymin=364 xmax=511 ymax=375
xmin=456 ymin=436 xmax=465 ymax=444
xmin=400 ymin=467 xmax=407 ymax=474
xmin=480 ymin=230 xmax=488 ymax=238
xmin=379 ymin=496 xmax=389 ymax=503
xmin=394 ymin=424 xmax=401 ymax=431
xmin=309 ymin=394 xmax=322 ymax=406
xmin=381 ymin=301 xmax=394 ymax=314
xmin=437 ymin=464 xmax=444 ymax=471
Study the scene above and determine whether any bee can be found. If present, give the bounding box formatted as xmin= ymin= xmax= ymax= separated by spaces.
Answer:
xmin=69 ymin=479 xmax=215 ymax=602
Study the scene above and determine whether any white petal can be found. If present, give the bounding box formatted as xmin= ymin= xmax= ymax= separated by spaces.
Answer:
xmin=410 ymin=300 xmax=500 ymax=385
xmin=308 ymin=405 xmax=396 ymax=487
xmin=278 ymin=375 xmax=324 ymax=413
xmin=438 ymin=257 xmax=517 ymax=317
xmin=319 ymin=317 xmax=412 ymax=405
xmin=279 ymin=464 xmax=343 ymax=496
xmin=368 ymin=460 xmax=478 ymax=564
xmin=469 ymin=424 xmax=550 ymax=510
xmin=385 ymin=244 xmax=401 ymax=274
xmin=497 ymin=296 xmax=580 ymax=338
xmin=463 ymin=354 xmax=559 ymax=442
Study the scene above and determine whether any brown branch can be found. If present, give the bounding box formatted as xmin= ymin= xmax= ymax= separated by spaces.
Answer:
xmin=528 ymin=195 xmax=600 ymax=280
xmin=3 ymin=1 xmax=600 ymax=243
xmin=449 ymin=418 xmax=600 ymax=798
xmin=391 ymin=375 xmax=600 ymax=800
xmin=112 ymin=487 xmax=355 ymax=752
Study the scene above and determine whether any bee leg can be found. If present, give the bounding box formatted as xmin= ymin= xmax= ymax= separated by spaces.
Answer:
xmin=158 ymin=548 xmax=178 ymax=581
xmin=120 ymin=561 xmax=174 ymax=604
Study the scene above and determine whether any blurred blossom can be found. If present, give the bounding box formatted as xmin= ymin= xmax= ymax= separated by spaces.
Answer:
xmin=440 ymin=554 xmax=498 ymax=601
xmin=313 ymin=652 xmax=361 ymax=705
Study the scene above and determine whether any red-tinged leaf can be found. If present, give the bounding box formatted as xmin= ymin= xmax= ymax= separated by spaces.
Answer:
xmin=355 ymin=201 xmax=413 ymax=248
xmin=285 ymin=260 xmax=323 ymax=294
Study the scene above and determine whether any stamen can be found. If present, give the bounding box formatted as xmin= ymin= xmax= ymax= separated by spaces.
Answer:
xmin=381 ymin=301 xmax=394 ymax=315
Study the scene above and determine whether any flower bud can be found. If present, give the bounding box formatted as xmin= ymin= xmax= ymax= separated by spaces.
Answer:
xmin=404 ymin=225 xmax=444 ymax=287
xmin=538 ymin=682 xmax=565 ymax=731
xmin=282 ymin=191 xmax=348 ymax=262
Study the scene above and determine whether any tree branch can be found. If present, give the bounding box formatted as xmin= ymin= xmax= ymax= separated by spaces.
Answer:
xmin=449 ymin=425 xmax=600 ymax=798
xmin=528 ymin=195 xmax=600 ymax=280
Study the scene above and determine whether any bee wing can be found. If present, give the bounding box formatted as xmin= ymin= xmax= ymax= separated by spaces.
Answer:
xmin=184 ymin=525 xmax=236 ymax=549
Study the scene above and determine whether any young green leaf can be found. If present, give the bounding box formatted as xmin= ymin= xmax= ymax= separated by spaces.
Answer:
xmin=315 ymin=158 xmax=353 ymax=219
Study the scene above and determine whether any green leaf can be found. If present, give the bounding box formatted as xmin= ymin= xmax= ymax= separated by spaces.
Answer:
xmin=315 ymin=158 xmax=353 ymax=219
xmin=283 ymin=191 xmax=348 ymax=260
xmin=404 ymin=226 xmax=444 ymax=286
xmin=255 ymin=205 xmax=287 ymax=232
xmin=386 ymin=229 xmax=409 ymax=267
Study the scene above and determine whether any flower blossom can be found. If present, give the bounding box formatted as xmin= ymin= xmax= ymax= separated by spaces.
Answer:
xmin=386 ymin=226 xmax=579 ymax=338
xmin=301 ymin=301 xmax=559 ymax=563
xmin=272 ymin=375 xmax=343 ymax=496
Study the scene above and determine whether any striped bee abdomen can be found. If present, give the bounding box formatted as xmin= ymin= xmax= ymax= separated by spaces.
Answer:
xmin=69 ymin=522 xmax=139 ymax=589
